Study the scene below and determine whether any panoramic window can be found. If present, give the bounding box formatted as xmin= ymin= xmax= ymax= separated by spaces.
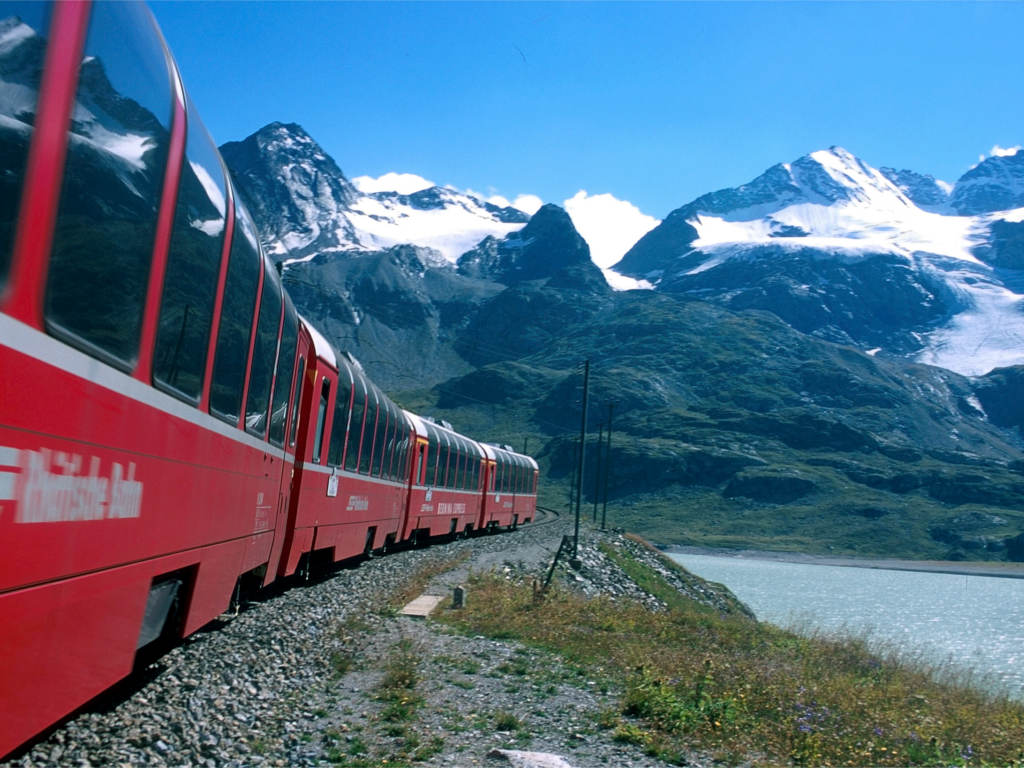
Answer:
xmin=244 ymin=263 xmax=283 ymax=438
xmin=0 ymin=3 xmax=51 ymax=290
xmin=425 ymin=427 xmax=440 ymax=486
xmin=378 ymin=408 xmax=394 ymax=478
xmin=372 ymin=406 xmax=389 ymax=477
xmin=327 ymin=377 xmax=351 ymax=467
xmin=46 ymin=2 xmax=173 ymax=366
xmin=209 ymin=202 xmax=259 ymax=422
xmin=344 ymin=382 xmax=365 ymax=472
xmin=287 ymin=354 xmax=304 ymax=448
xmin=360 ymin=397 xmax=378 ymax=475
xmin=454 ymin=445 xmax=464 ymax=490
xmin=385 ymin=409 xmax=397 ymax=478
xmin=152 ymin=99 xmax=226 ymax=402
xmin=311 ymin=378 xmax=329 ymax=464
xmin=442 ymin=435 xmax=454 ymax=489
xmin=268 ymin=299 xmax=297 ymax=446
xmin=394 ymin=417 xmax=409 ymax=480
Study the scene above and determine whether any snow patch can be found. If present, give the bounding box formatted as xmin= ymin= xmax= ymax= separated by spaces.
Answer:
xmin=190 ymin=159 xmax=226 ymax=216
xmin=915 ymin=277 xmax=1024 ymax=376
xmin=690 ymin=200 xmax=979 ymax=265
xmin=347 ymin=194 xmax=523 ymax=263
xmin=0 ymin=18 xmax=34 ymax=56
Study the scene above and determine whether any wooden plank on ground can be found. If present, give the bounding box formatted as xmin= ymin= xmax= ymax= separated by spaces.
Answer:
xmin=400 ymin=594 xmax=444 ymax=618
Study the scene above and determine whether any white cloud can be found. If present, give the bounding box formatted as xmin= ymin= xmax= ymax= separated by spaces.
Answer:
xmin=563 ymin=190 xmax=659 ymax=282
xmin=512 ymin=194 xmax=543 ymax=215
xmin=991 ymin=145 xmax=1022 ymax=158
xmin=351 ymin=172 xmax=434 ymax=195
xmin=484 ymin=193 xmax=542 ymax=215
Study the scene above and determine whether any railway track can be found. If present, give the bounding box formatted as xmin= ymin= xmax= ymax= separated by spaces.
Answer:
xmin=3 ymin=514 xmax=569 ymax=766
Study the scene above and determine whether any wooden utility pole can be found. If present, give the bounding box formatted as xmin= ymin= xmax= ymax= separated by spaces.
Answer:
xmin=593 ymin=421 xmax=603 ymax=522
xmin=601 ymin=402 xmax=613 ymax=531
xmin=572 ymin=360 xmax=589 ymax=563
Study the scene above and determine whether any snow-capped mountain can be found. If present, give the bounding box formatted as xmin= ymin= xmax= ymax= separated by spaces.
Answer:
xmin=615 ymin=146 xmax=1024 ymax=376
xmin=219 ymin=123 xmax=529 ymax=265
xmin=878 ymin=167 xmax=952 ymax=212
xmin=951 ymin=150 xmax=1024 ymax=215
xmin=220 ymin=120 xmax=1024 ymax=378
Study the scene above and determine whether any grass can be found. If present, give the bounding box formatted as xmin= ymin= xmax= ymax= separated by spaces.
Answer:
xmin=493 ymin=710 xmax=522 ymax=732
xmin=386 ymin=552 xmax=470 ymax=611
xmin=439 ymin=563 xmax=1024 ymax=766
xmin=323 ymin=638 xmax=437 ymax=767
xmin=601 ymin=536 xmax=750 ymax=616
xmin=376 ymin=638 xmax=424 ymax=722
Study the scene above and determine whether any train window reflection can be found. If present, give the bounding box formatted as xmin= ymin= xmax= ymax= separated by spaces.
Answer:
xmin=359 ymin=391 xmax=377 ymax=475
xmin=269 ymin=300 xmax=297 ymax=446
xmin=373 ymin=407 xmax=389 ymax=477
xmin=153 ymin=99 xmax=225 ymax=402
xmin=425 ymin=426 xmax=439 ymax=486
xmin=0 ymin=4 xmax=51 ymax=289
xmin=288 ymin=354 xmax=304 ymax=448
xmin=312 ymin=378 xmax=329 ymax=464
xmin=327 ymin=377 xmax=351 ymax=467
xmin=345 ymin=383 xmax=365 ymax=472
xmin=245 ymin=261 xmax=282 ymax=438
xmin=210 ymin=201 xmax=259 ymax=422
xmin=46 ymin=2 xmax=173 ymax=366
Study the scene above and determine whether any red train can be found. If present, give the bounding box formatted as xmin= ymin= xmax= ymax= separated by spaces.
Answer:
xmin=0 ymin=1 xmax=538 ymax=757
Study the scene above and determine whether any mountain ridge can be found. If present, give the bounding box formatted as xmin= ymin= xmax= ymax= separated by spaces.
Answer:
xmin=614 ymin=145 xmax=1024 ymax=377
xmin=219 ymin=122 xmax=529 ymax=265
xmin=220 ymin=123 xmax=1024 ymax=560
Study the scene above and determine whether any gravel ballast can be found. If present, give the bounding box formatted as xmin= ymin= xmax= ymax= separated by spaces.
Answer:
xmin=5 ymin=515 xmax=730 ymax=768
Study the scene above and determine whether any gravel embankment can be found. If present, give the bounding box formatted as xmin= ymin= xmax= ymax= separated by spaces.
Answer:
xmin=6 ymin=516 xmax=732 ymax=768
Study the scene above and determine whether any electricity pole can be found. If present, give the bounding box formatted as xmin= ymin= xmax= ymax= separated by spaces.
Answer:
xmin=568 ymin=436 xmax=578 ymax=511
xmin=593 ymin=421 xmax=603 ymax=522
xmin=601 ymin=402 xmax=613 ymax=531
xmin=572 ymin=359 xmax=589 ymax=564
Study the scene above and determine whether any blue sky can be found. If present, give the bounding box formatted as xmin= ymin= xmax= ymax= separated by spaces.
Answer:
xmin=151 ymin=1 xmax=1023 ymax=221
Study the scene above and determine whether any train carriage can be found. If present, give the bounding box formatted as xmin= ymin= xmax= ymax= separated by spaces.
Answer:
xmin=279 ymin=323 xmax=412 ymax=574
xmin=403 ymin=411 xmax=484 ymax=541
xmin=0 ymin=0 xmax=539 ymax=757
xmin=479 ymin=444 xmax=538 ymax=530
xmin=0 ymin=2 xmax=306 ymax=754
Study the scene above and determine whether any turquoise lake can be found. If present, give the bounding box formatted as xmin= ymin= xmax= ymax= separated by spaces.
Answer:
xmin=668 ymin=552 xmax=1024 ymax=699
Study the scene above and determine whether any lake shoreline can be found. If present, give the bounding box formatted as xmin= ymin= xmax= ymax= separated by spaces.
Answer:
xmin=665 ymin=545 xmax=1024 ymax=579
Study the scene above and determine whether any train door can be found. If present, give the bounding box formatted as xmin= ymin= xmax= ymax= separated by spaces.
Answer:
xmin=478 ymin=456 xmax=497 ymax=530
xmin=264 ymin=313 xmax=306 ymax=585
xmin=402 ymin=434 xmax=429 ymax=541
xmin=272 ymin=326 xmax=313 ymax=578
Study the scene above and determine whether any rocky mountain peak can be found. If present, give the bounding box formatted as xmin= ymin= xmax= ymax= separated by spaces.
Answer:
xmin=613 ymin=147 xmax=911 ymax=280
xmin=951 ymin=149 xmax=1024 ymax=215
xmin=222 ymin=123 xmax=532 ymax=264
xmin=220 ymin=122 xmax=360 ymax=258
xmin=457 ymin=203 xmax=604 ymax=290
xmin=879 ymin=167 xmax=951 ymax=211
